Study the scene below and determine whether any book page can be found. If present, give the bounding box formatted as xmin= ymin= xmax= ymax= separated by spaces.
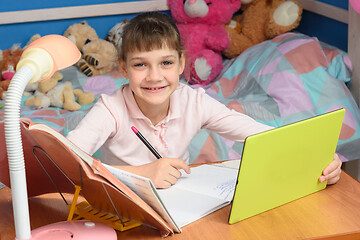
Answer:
xmin=29 ymin=123 xmax=94 ymax=166
xmin=103 ymin=164 xmax=181 ymax=233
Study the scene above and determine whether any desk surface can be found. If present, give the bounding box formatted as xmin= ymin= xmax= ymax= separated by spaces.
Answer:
xmin=1 ymin=171 xmax=360 ymax=240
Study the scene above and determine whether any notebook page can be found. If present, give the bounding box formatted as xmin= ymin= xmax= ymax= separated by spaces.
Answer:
xmin=157 ymin=164 xmax=238 ymax=227
xmin=174 ymin=164 xmax=238 ymax=201
xmin=157 ymin=187 xmax=227 ymax=227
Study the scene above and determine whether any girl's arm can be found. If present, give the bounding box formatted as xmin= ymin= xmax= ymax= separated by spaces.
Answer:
xmin=115 ymin=158 xmax=191 ymax=189
xmin=198 ymin=89 xmax=273 ymax=142
xmin=67 ymin=97 xmax=116 ymax=155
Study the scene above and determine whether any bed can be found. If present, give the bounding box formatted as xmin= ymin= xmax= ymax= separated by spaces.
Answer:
xmin=1 ymin=0 xmax=360 ymax=173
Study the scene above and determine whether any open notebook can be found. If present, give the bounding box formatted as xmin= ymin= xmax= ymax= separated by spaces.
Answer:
xmin=229 ymin=109 xmax=345 ymax=224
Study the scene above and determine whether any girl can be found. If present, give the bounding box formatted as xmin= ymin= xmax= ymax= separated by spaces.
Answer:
xmin=67 ymin=12 xmax=342 ymax=189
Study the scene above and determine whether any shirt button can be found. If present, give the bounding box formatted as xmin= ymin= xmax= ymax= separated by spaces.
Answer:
xmin=154 ymin=130 xmax=158 ymax=135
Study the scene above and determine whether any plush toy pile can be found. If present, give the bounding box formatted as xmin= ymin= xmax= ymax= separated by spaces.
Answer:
xmin=64 ymin=21 xmax=119 ymax=77
xmin=167 ymin=0 xmax=241 ymax=85
xmin=0 ymin=22 xmax=116 ymax=111
xmin=25 ymin=71 xmax=95 ymax=111
xmin=223 ymin=0 xmax=303 ymax=59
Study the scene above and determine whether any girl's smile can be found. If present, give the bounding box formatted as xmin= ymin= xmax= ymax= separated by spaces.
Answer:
xmin=142 ymin=85 xmax=169 ymax=92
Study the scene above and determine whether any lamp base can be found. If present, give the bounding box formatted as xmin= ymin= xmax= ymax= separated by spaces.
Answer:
xmin=25 ymin=220 xmax=117 ymax=240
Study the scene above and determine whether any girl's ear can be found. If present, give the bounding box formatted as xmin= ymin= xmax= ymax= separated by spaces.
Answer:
xmin=178 ymin=53 xmax=186 ymax=75
xmin=119 ymin=59 xmax=129 ymax=78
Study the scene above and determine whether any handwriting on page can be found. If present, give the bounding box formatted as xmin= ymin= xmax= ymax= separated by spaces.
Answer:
xmin=215 ymin=179 xmax=237 ymax=201
xmin=177 ymin=165 xmax=238 ymax=202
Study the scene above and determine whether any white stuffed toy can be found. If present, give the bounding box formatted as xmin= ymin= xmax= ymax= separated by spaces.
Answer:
xmin=106 ymin=19 xmax=128 ymax=56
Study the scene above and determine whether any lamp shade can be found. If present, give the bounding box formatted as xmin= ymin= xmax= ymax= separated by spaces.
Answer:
xmin=17 ymin=35 xmax=81 ymax=82
xmin=28 ymin=35 xmax=81 ymax=69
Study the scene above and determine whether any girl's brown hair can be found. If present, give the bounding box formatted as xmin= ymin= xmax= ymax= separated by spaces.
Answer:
xmin=120 ymin=12 xmax=184 ymax=61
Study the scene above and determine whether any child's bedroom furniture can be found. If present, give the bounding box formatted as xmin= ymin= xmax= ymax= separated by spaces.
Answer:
xmin=0 ymin=2 xmax=359 ymax=174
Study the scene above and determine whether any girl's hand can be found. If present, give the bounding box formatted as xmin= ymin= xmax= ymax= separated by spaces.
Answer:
xmin=118 ymin=158 xmax=191 ymax=189
xmin=319 ymin=153 xmax=342 ymax=185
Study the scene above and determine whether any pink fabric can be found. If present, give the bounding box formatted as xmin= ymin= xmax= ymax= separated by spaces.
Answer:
xmin=67 ymin=83 xmax=273 ymax=166
xmin=350 ymin=0 xmax=360 ymax=15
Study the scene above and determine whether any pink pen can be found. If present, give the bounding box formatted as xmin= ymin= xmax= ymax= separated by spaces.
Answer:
xmin=131 ymin=126 xmax=162 ymax=159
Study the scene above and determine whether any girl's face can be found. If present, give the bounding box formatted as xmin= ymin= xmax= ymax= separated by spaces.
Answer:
xmin=123 ymin=46 xmax=185 ymax=112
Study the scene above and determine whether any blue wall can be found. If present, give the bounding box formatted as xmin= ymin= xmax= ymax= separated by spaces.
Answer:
xmin=295 ymin=0 xmax=348 ymax=51
xmin=0 ymin=0 xmax=142 ymax=50
xmin=1 ymin=0 xmax=131 ymax=11
xmin=0 ymin=0 xmax=350 ymax=51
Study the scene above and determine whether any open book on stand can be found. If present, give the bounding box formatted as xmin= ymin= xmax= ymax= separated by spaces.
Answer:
xmin=0 ymin=118 xmax=238 ymax=236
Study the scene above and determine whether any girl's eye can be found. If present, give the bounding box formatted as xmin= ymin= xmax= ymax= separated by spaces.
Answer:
xmin=162 ymin=61 xmax=173 ymax=66
xmin=134 ymin=63 xmax=145 ymax=67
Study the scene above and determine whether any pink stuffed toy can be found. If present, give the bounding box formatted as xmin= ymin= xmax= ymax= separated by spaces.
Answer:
xmin=168 ymin=0 xmax=241 ymax=85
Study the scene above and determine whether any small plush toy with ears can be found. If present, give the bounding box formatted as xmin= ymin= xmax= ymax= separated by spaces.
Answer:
xmin=223 ymin=0 xmax=303 ymax=59
xmin=168 ymin=0 xmax=241 ymax=85
xmin=0 ymin=44 xmax=23 ymax=99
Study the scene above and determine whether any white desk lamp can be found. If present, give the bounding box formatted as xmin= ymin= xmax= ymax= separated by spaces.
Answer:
xmin=4 ymin=35 xmax=117 ymax=240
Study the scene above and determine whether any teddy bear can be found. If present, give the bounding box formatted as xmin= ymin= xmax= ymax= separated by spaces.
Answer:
xmin=64 ymin=21 xmax=119 ymax=77
xmin=0 ymin=44 xmax=23 ymax=99
xmin=223 ymin=0 xmax=303 ymax=59
xmin=25 ymin=71 xmax=95 ymax=111
xmin=167 ymin=0 xmax=241 ymax=85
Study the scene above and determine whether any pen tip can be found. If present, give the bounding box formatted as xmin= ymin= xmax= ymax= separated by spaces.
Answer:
xmin=131 ymin=126 xmax=138 ymax=134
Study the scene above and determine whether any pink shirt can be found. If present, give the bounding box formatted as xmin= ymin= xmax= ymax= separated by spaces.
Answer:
xmin=67 ymin=83 xmax=273 ymax=165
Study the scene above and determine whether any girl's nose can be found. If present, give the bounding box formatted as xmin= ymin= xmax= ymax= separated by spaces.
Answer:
xmin=147 ymin=66 xmax=162 ymax=81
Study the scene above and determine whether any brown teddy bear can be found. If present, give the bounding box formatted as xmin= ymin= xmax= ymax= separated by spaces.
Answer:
xmin=223 ymin=0 xmax=303 ymax=59
xmin=64 ymin=21 xmax=119 ymax=77
xmin=25 ymin=71 xmax=95 ymax=111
